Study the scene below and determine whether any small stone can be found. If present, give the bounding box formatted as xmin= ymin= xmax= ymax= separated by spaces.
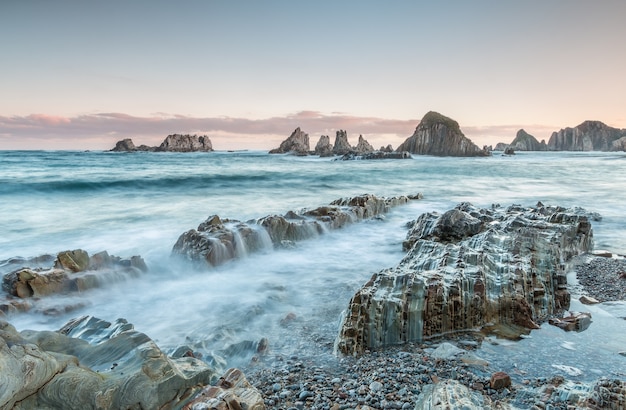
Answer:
xmin=490 ymin=371 xmax=511 ymax=390
xmin=369 ymin=381 xmax=383 ymax=392
xmin=579 ymin=295 xmax=600 ymax=305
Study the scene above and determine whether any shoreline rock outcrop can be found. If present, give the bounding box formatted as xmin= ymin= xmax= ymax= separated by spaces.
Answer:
xmin=110 ymin=134 xmax=214 ymax=152
xmin=1 ymin=250 xmax=147 ymax=315
xmin=336 ymin=202 xmax=595 ymax=356
xmin=548 ymin=120 xmax=626 ymax=151
xmin=172 ymin=194 xmax=421 ymax=268
xmin=396 ymin=111 xmax=491 ymax=156
xmin=0 ymin=316 xmax=218 ymax=409
xmin=269 ymin=127 xmax=310 ymax=155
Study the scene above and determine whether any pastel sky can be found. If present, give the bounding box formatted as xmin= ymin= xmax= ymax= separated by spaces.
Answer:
xmin=1 ymin=1 xmax=625 ymax=150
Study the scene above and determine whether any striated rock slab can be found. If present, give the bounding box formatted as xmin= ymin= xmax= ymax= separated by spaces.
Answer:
xmin=336 ymin=202 xmax=594 ymax=355
xmin=1 ymin=316 xmax=216 ymax=409
xmin=172 ymin=194 xmax=420 ymax=268
xmin=269 ymin=127 xmax=310 ymax=155
xmin=396 ymin=111 xmax=491 ymax=157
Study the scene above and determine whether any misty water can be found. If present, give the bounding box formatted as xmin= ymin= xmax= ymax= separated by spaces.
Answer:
xmin=1 ymin=150 xmax=625 ymax=382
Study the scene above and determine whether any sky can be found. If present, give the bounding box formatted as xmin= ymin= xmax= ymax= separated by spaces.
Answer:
xmin=1 ymin=1 xmax=625 ymax=150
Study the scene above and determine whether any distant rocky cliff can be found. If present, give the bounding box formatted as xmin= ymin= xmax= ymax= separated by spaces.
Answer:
xmin=396 ymin=111 xmax=490 ymax=156
xmin=111 ymin=134 xmax=213 ymax=152
xmin=548 ymin=120 xmax=626 ymax=151
xmin=508 ymin=129 xmax=547 ymax=151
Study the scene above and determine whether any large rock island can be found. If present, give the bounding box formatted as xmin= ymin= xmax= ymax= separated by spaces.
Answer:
xmin=396 ymin=111 xmax=490 ymax=156
xmin=548 ymin=120 xmax=626 ymax=151
xmin=111 ymin=134 xmax=214 ymax=152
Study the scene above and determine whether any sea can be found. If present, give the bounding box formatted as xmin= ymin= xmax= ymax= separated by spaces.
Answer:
xmin=1 ymin=150 xmax=625 ymax=382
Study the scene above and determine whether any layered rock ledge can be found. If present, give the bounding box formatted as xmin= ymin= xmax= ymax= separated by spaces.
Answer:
xmin=1 ymin=250 xmax=147 ymax=316
xmin=337 ymin=202 xmax=595 ymax=355
xmin=0 ymin=316 xmax=217 ymax=409
xmin=172 ymin=194 xmax=421 ymax=268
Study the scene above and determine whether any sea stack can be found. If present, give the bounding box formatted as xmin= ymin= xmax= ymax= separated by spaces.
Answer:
xmin=509 ymin=129 xmax=547 ymax=151
xmin=332 ymin=130 xmax=353 ymax=155
xmin=269 ymin=127 xmax=310 ymax=155
xmin=396 ymin=111 xmax=489 ymax=156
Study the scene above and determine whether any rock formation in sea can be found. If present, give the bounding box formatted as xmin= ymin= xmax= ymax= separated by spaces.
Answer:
xmin=0 ymin=315 xmax=218 ymax=409
xmin=494 ymin=142 xmax=508 ymax=151
xmin=336 ymin=202 xmax=595 ymax=355
xmin=508 ymin=129 xmax=547 ymax=151
xmin=332 ymin=130 xmax=353 ymax=155
xmin=158 ymin=134 xmax=213 ymax=152
xmin=611 ymin=136 xmax=626 ymax=151
xmin=354 ymin=135 xmax=375 ymax=154
xmin=172 ymin=194 xmax=421 ymax=268
xmin=547 ymin=120 xmax=626 ymax=151
xmin=396 ymin=111 xmax=490 ymax=156
xmin=269 ymin=127 xmax=310 ymax=155
xmin=338 ymin=151 xmax=412 ymax=160
xmin=1 ymin=250 xmax=147 ymax=315
xmin=110 ymin=134 xmax=214 ymax=152
xmin=314 ymin=135 xmax=334 ymax=157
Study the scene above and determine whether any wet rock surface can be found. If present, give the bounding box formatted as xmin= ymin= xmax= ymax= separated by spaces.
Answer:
xmin=337 ymin=202 xmax=594 ymax=355
xmin=1 ymin=250 xmax=147 ymax=315
xmin=172 ymin=194 xmax=419 ymax=268
xmin=1 ymin=316 xmax=216 ymax=409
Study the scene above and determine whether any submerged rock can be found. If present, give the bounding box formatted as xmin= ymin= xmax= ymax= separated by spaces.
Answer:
xmin=172 ymin=194 xmax=418 ymax=268
xmin=0 ymin=316 xmax=216 ymax=409
xmin=336 ymin=202 xmax=594 ymax=355
xmin=396 ymin=111 xmax=491 ymax=156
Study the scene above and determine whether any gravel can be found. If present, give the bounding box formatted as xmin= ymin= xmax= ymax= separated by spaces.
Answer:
xmin=575 ymin=256 xmax=626 ymax=302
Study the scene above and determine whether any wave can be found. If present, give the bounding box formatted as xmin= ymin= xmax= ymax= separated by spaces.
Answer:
xmin=0 ymin=172 xmax=285 ymax=195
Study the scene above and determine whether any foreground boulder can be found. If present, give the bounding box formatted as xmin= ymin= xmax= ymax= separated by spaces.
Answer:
xmin=336 ymin=202 xmax=594 ymax=355
xmin=396 ymin=111 xmax=490 ymax=156
xmin=1 ymin=316 xmax=216 ymax=409
xmin=269 ymin=127 xmax=310 ymax=155
xmin=172 ymin=194 xmax=420 ymax=268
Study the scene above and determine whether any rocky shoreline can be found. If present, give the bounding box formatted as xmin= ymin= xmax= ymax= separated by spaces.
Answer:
xmin=1 ymin=197 xmax=625 ymax=409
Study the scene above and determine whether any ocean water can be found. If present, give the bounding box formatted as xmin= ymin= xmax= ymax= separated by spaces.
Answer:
xmin=1 ymin=150 xmax=625 ymax=380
